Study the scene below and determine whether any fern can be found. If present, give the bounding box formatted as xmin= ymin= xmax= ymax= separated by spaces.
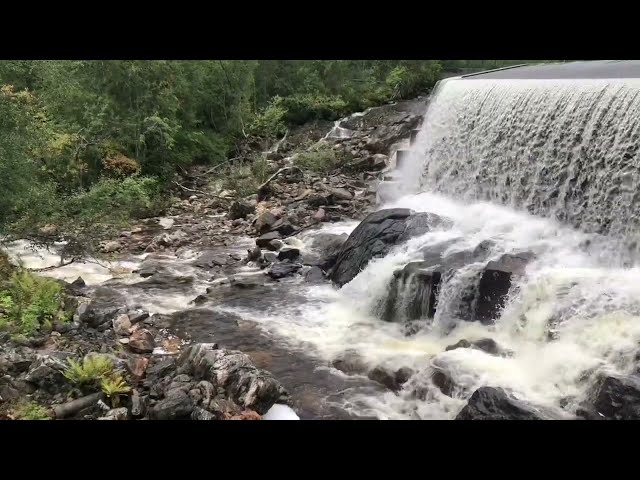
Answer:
xmin=63 ymin=355 xmax=114 ymax=385
xmin=100 ymin=374 xmax=131 ymax=407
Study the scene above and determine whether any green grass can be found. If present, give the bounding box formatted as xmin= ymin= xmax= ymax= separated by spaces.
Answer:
xmin=13 ymin=401 xmax=52 ymax=420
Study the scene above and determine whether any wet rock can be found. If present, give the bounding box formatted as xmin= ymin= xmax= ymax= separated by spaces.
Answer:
xmin=231 ymin=276 xmax=266 ymax=288
xmin=330 ymin=350 xmax=367 ymax=375
xmin=326 ymin=186 xmax=353 ymax=201
xmin=382 ymin=262 xmax=441 ymax=322
xmin=263 ymin=252 xmax=278 ymax=263
xmin=472 ymin=338 xmax=501 ymax=355
xmin=128 ymin=311 xmax=150 ymax=324
xmin=267 ymin=239 xmax=284 ymax=252
xmin=70 ymin=277 xmax=86 ymax=289
xmin=272 ymin=220 xmax=296 ymax=236
xmin=312 ymin=208 xmax=326 ymax=222
xmin=150 ymin=389 xmax=194 ymax=420
xmin=135 ymin=259 xmax=168 ymax=278
xmin=76 ymin=287 xmax=127 ymax=327
xmin=112 ymin=314 xmax=131 ymax=336
xmin=195 ymin=251 xmax=229 ymax=268
xmin=329 ymin=209 xmax=448 ymax=287
xmin=128 ymin=329 xmax=155 ymax=354
xmin=455 ymin=387 xmax=543 ymax=420
xmin=247 ymin=246 xmax=262 ymax=262
xmin=269 ymin=263 xmax=302 ymax=279
xmin=228 ymin=201 xmax=255 ymax=220
xmin=445 ymin=338 xmax=502 ymax=356
xmin=177 ymin=344 xmax=285 ymax=414
xmin=431 ymin=369 xmax=456 ymax=396
xmin=395 ymin=367 xmax=414 ymax=386
xmin=256 ymin=232 xmax=282 ymax=248
xmin=587 ymin=373 xmax=640 ymax=420
xmin=368 ymin=366 xmax=403 ymax=391
xmin=255 ymin=212 xmax=279 ymax=234
xmin=277 ymin=247 xmax=300 ymax=261
xmin=99 ymin=407 xmax=129 ymax=420
xmin=302 ymin=232 xmax=348 ymax=271
xmin=304 ymin=266 xmax=325 ymax=283
xmin=445 ymin=339 xmax=472 ymax=351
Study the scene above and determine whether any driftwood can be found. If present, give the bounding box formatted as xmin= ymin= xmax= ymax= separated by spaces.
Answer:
xmin=257 ymin=167 xmax=304 ymax=200
xmin=173 ymin=181 xmax=209 ymax=196
xmin=52 ymin=392 xmax=105 ymax=419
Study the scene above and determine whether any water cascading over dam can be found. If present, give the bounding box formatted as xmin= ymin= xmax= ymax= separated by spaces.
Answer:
xmin=404 ymin=60 xmax=640 ymax=250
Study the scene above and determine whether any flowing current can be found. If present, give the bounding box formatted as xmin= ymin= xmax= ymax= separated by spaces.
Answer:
xmin=8 ymin=73 xmax=640 ymax=419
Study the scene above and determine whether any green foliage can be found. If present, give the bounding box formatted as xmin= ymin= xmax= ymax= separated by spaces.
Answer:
xmin=12 ymin=400 xmax=51 ymax=420
xmin=223 ymin=156 xmax=272 ymax=198
xmin=294 ymin=145 xmax=341 ymax=173
xmin=249 ymin=96 xmax=288 ymax=138
xmin=100 ymin=374 xmax=131 ymax=407
xmin=1 ymin=59 xmax=531 ymax=245
xmin=0 ymin=270 xmax=67 ymax=334
xmin=66 ymin=176 xmax=166 ymax=224
xmin=63 ymin=354 xmax=114 ymax=385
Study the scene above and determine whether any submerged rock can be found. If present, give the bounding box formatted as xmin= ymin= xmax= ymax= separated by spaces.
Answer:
xmin=587 ymin=373 xmax=640 ymax=420
xmin=455 ymin=387 xmax=543 ymax=420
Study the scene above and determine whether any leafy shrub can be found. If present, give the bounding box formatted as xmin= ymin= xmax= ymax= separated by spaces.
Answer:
xmin=223 ymin=156 xmax=272 ymax=198
xmin=12 ymin=400 xmax=51 ymax=420
xmin=102 ymin=153 xmax=141 ymax=177
xmin=293 ymin=145 xmax=342 ymax=173
xmin=0 ymin=270 xmax=68 ymax=334
xmin=281 ymin=94 xmax=348 ymax=125
xmin=66 ymin=176 xmax=167 ymax=224
xmin=63 ymin=355 xmax=114 ymax=385
xmin=249 ymin=96 xmax=288 ymax=138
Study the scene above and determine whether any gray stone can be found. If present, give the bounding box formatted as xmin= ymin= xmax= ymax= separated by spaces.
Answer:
xmin=112 ymin=314 xmax=132 ymax=336
xmin=177 ymin=344 xmax=285 ymax=414
xmin=150 ymin=389 xmax=194 ymax=420
xmin=99 ymin=407 xmax=129 ymax=420
xmin=228 ymin=201 xmax=255 ymax=220
xmin=256 ymin=232 xmax=282 ymax=249
xmin=269 ymin=263 xmax=302 ymax=279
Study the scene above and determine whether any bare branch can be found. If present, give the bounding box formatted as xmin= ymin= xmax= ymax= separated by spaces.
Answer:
xmin=258 ymin=166 xmax=304 ymax=196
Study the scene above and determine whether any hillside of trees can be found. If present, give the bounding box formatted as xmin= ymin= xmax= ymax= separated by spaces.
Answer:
xmin=0 ymin=60 xmax=549 ymax=243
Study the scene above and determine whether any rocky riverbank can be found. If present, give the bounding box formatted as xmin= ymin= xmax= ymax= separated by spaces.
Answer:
xmin=0 ymin=96 xmax=428 ymax=420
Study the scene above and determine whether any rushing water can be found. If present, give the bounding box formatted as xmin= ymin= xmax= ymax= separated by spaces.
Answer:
xmin=7 ymin=74 xmax=640 ymax=419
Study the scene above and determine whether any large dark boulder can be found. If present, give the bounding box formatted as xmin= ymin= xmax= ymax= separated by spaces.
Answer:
xmin=329 ymin=209 xmax=448 ymax=287
xmin=455 ymin=387 xmax=543 ymax=420
xmin=587 ymin=373 xmax=640 ymax=419
xmin=76 ymin=287 xmax=127 ymax=327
